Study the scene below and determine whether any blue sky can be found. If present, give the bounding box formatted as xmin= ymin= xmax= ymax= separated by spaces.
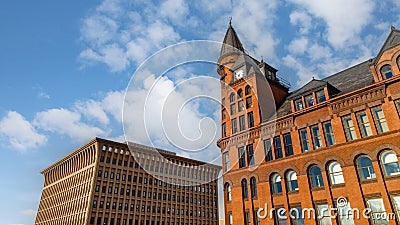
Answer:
xmin=1 ymin=0 xmax=400 ymax=224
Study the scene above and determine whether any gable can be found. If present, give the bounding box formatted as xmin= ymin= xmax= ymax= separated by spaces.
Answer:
xmin=372 ymin=28 xmax=400 ymax=64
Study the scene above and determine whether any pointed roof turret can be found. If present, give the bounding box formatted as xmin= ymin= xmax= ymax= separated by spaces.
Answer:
xmin=220 ymin=22 xmax=244 ymax=58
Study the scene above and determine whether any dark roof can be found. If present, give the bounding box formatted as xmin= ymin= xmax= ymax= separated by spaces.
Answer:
xmin=220 ymin=23 xmax=244 ymax=57
xmin=275 ymin=59 xmax=374 ymax=118
xmin=372 ymin=27 xmax=400 ymax=64
xmin=288 ymin=79 xmax=328 ymax=100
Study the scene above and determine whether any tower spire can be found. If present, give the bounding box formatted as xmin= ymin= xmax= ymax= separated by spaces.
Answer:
xmin=220 ymin=20 xmax=244 ymax=57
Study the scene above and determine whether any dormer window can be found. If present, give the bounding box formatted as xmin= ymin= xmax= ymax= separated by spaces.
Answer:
xmin=381 ymin=65 xmax=393 ymax=79
xmin=316 ymin=90 xmax=326 ymax=103
xmin=305 ymin=95 xmax=315 ymax=107
xmin=295 ymin=99 xmax=303 ymax=111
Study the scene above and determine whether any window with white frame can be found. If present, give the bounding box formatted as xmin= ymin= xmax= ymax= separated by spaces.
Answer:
xmin=372 ymin=107 xmax=389 ymax=133
xmin=342 ymin=115 xmax=357 ymax=141
xmin=357 ymin=156 xmax=376 ymax=181
xmin=380 ymin=151 xmax=400 ymax=177
xmin=328 ymin=161 xmax=345 ymax=185
xmin=357 ymin=111 xmax=373 ymax=137
xmin=367 ymin=198 xmax=390 ymax=225
xmin=316 ymin=204 xmax=332 ymax=225
xmin=286 ymin=170 xmax=299 ymax=192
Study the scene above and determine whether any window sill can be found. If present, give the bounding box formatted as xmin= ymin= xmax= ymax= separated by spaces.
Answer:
xmin=384 ymin=174 xmax=400 ymax=181
xmin=287 ymin=190 xmax=299 ymax=195
xmin=331 ymin=183 xmax=345 ymax=188
xmin=311 ymin=187 xmax=325 ymax=191
xmin=272 ymin=193 xmax=283 ymax=197
xmin=360 ymin=178 xmax=377 ymax=184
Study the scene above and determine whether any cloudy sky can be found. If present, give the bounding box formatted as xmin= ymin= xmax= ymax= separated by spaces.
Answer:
xmin=1 ymin=0 xmax=400 ymax=224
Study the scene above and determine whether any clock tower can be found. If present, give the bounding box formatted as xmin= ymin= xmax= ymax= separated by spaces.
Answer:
xmin=217 ymin=22 xmax=289 ymax=142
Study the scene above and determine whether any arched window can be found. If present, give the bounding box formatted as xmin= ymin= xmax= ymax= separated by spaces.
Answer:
xmin=286 ymin=170 xmax=299 ymax=192
xmin=229 ymin=93 xmax=235 ymax=102
xmin=245 ymin=85 xmax=252 ymax=95
xmin=357 ymin=156 xmax=376 ymax=180
xmin=241 ymin=179 xmax=248 ymax=199
xmin=309 ymin=165 xmax=324 ymax=188
xmin=381 ymin=65 xmax=393 ymax=79
xmin=250 ymin=177 xmax=258 ymax=198
xmin=271 ymin=174 xmax=282 ymax=194
xmin=328 ymin=161 xmax=345 ymax=185
xmin=237 ymin=89 xmax=243 ymax=98
xmin=225 ymin=183 xmax=232 ymax=202
xmin=380 ymin=151 xmax=400 ymax=176
xmin=397 ymin=56 xmax=400 ymax=70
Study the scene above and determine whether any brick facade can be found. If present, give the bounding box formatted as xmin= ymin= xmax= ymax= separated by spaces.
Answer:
xmin=218 ymin=25 xmax=400 ymax=225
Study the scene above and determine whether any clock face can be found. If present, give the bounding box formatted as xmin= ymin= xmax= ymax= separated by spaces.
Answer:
xmin=235 ymin=69 xmax=244 ymax=80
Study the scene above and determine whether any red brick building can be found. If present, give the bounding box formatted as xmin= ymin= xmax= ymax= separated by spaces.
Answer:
xmin=218 ymin=24 xmax=400 ymax=225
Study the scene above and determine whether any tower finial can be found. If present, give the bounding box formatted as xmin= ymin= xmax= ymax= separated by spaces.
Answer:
xmin=229 ymin=17 xmax=232 ymax=26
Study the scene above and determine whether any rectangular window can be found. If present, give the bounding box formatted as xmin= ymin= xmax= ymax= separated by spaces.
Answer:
xmin=392 ymin=196 xmax=400 ymax=220
xmin=274 ymin=136 xmax=283 ymax=159
xmin=238 ymin=100 xmax=245 ymax=112
xmin=230 ymin=104 xmax=236 ymax=115
xmin=222 ymin=123 xmax=226 ymax=137
xmin=295 ymin=99 xmax=303 ymax=111
xmin=245 ymin=211 xmax=251 ymax=225
xmin=367 ymin=198 xmax=389 ymax=225
xmin=311 ymin=125 xmax=322 ymax=149
xmin=264 ymin=139 xmax=273 ymax=161
xmin=316 ymin=204 xmax=332 ymax=225
xmin=246 ymin=97 xmax=252 ymax=108
xmin=323 ymin=122 xmax=336 ymax=146
xmin=238 ymin=147 xmax=246 ymax=168
xmin=357 ymin=111 xmax=373 ymax=137
xmin=305 ymin=94 xmax=315 ymax=107
xmin=247 ymin=145 xmax=255 ymax=166
xmin=228 ymin=212 xmax=233 ymax=225
xmin=395 ymin=100 xmax=400 ymax=117
xmin=253 ymin=209 xmax=260 ymax=225
xmin=248 ymin=112 xmax=254 ymax=128
xmin=283 ymin=134 xmax=293 ymax=156
xmin=372 ymin=107 xmax=389 ymax=133
xmin=239 ymin=115 xmax=246 ymax=131
xmin=222 ymin=109 xmax=226 ymax=120
xmin=223 ymin=151 xmax=230 ymax=172
xmin=299 ymin=129 xmax=310 ymax=152
xmin=275 ymin=207 xmax=287 ymax=225
xmin=336 ymin=200 xmax=355 ymax=225
xmin=290 ymin=206 xmax=304 ymax=225
xmin=342 ymin=115 xmax=357 ymax=141
xmin=231 ymin=118 xmax=238 ymax=134
xmin=316 ymin=90 xmax=326 ymax=103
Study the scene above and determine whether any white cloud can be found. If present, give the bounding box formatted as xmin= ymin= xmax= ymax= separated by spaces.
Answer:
xmin=21 ymin=209 xmax=36 ymax=217
xmin=33 ymin=108 xmax=106 ymax=141
xmin=123 ymin=71 xmax=221 ymax=163
xmin=159 ymin=0 xmax=189 ymax=23
xmin=74 ymin=100 xmax=110 ymax=125
xmin=0 ymin=111 xmax=47 ymax=152
xmin=287 ymin=37 xmax=309 ymax=55
xmin=308 ymin=43 xmax=332 ymax=61
xmin=289 ymin=10 xmax=312 ymax=35
xmin=288 ymin=0 xmax=375 ymax=48
xmin=283 ymin=55 xmax=318 ymax=86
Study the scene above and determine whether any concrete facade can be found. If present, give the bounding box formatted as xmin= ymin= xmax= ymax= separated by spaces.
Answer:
xmin=35 ymin=138 xmax=221 ymax=225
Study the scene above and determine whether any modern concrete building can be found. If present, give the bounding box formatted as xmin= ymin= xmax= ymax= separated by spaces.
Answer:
xmin=218 ymin=24 xmax=400 ymax=225
xmin=35 ymin=138 xmax=221 ymax=225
